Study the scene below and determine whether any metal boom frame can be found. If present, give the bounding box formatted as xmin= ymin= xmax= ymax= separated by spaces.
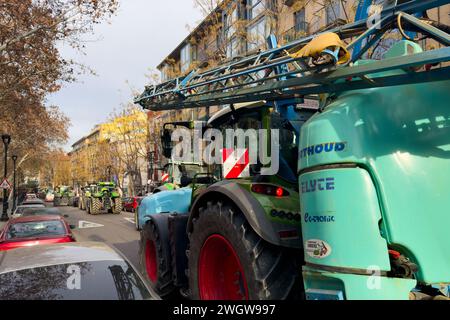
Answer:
xmin=135 ymin=0 xmax=450 ymax=112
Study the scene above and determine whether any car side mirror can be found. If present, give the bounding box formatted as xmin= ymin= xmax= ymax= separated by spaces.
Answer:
xmin=64 ymin=214 xmax=69 ymax=218
xmin=69 ymin=225 xmax=76 ymax=230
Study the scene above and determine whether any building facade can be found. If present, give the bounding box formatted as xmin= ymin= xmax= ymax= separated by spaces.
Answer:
xmin=70 ymin=109 xmax=149 ymax=196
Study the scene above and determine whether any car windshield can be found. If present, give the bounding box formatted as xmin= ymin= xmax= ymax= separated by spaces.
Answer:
xmin=0 ymin=261 xmax=153 ymax=300
xmin=6 ymin=220 xmax=66 ymax=240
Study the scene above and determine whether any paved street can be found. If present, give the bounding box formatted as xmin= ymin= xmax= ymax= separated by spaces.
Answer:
xmin=57 ymin=205 xmax=141 ymax=268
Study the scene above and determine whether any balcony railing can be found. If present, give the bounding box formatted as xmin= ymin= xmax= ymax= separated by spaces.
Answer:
xmin=282 ymin=22 xmax=310 ymax=43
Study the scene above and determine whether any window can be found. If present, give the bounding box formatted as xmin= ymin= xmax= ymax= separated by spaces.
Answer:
xmin=248 ymin=0 xmax=265 ymax=20
xmin=247 ymin=17 xmax=267 ymax=51
xmin=160 ymin=65 xmax=169 ymax=82
xmin=226 ymin=37 xmax=240 ymax=58
xmin=294 ymin=9 xmax=307 ymax=33
xmin=326 ymin=0 xmax=341 ymax=25
xmin=224 ymin=6 xmax=238 ymax=40
xmin=180 ymin=43 xmax=191 ymax=73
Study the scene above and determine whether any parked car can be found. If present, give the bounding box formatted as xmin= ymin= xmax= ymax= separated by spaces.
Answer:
xmin=24 ymin=193 xmax=38 ymax=201
xmin=12 ymin=204 xmax=46 ymax=218
xmin=21 ymin=199 xmax=45 ymax=206
xmin=18 ymin=207 xmax=67 ymax=218
xmin=122 ymin=196 xmax=144 ymax=213
xmin=0 ymin=242 xmax=156 ymax=300
xmin=0 ymin=215 xmax=76 ymax=251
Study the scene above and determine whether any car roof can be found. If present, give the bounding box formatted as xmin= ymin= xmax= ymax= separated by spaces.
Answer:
xmin=0 ymin=242 xmax=124 ymax=274
xmin=16 ymin=204 xmax=44 ymax=208
xmin=22 ymin=207 xmax=60 ymax=213
xmin=9 ymin=215 xmax=64 ymax=223
xmin=22 ymin=200 xmax=45 ymax=205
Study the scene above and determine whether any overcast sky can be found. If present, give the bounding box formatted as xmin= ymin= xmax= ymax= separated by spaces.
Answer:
xmin=47 ymin=0 xmax=202 ymax=151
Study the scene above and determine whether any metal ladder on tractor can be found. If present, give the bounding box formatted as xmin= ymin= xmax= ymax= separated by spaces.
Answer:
xmin=135 ymin=0 xmax=450 ymax=114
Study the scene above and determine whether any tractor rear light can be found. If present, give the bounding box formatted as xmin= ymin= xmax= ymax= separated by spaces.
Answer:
xmin=251 ymin=184 xmax=290 ymax=197
xmin=278 ymin=230 xmax=299 ymax=239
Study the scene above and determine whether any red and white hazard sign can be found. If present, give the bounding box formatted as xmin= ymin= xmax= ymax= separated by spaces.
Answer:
xmin=161 ymin=173 xmax=169 ymax=183
xmin=0 ymin=178 xmax=11 ymax=190
xmin=222 ymin=148 xmax=250 ymax=179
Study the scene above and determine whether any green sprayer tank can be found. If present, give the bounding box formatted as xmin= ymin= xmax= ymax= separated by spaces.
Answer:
xmin=299 ymin=42 xmax=450 ymax=299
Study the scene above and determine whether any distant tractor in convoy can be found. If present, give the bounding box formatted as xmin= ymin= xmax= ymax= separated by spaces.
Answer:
xmin=53 ymin=186 xmax=76 ymax=207
xmin=78 ymin=185 xmax=95 ymax=211
xmin=87 ymin=182 xmax=122 ymax=215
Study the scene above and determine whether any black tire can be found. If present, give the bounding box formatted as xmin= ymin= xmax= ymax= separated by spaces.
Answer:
xmin=86 ymin=199 xmax=91 ymax=214
xmin=188 ymin=201 xmax=302 ymax=300
xmin=90 ymin=198 xmax=101 ymax=215
xmin=53 ymin=197 xmax=60 ymax=207
xmin=112 ymin=198 xmax=122 ymax=214
xmin=135 ymin=208 xmax=140 ymax=231
xmin=139 ymin=218 xmax=176 ymax=298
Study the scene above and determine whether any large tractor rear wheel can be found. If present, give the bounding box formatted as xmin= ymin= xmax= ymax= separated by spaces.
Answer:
xmin=188 ymin=201 xmax=301 ymax=300
xmin=112 ymin=198 xmax=122 ymax=214
xmin=90 ymin=198 xmax=101 ymax=215
xmin=139 ymin=219 xmax=176 ymax=298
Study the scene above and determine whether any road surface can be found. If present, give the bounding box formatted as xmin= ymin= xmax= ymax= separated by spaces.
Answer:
xmin=59 ymin=205 xmax=141 ymax=268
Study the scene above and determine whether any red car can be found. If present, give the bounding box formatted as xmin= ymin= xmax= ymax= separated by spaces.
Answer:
xmin=122 ymin=196 xmax=144 ymax=213
xmin=0 ymin=215 xmax=76 ymax=251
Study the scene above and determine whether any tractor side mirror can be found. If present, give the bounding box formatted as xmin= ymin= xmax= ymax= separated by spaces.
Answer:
xmin=180 ymin=175 xmax=193 ymax=187
xmin=161 ymin=129 xmax=173 ymax=159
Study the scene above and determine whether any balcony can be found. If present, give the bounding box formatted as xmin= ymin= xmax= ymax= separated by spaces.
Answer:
xmin=282 ymin=22 xmax=310 ymax=43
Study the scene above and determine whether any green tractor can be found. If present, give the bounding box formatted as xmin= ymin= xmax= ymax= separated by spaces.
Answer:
xmin=53 ymin=186 xmax=76 ymax=207
xmin=87 ymin=182 xmax=122 ymax=215
xmin=78 ymin=184 xmax=95 ymax=211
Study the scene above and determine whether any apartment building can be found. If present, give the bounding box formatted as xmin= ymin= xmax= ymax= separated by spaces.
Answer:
xmin=69 ymin=127 xmax=104 ymax=186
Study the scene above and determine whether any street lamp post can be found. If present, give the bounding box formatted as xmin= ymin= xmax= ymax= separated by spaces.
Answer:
xmin=1 ymin=134 xmax=11 ymax=221
xmin=12 ymin=155 xmax=17 ymax=213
